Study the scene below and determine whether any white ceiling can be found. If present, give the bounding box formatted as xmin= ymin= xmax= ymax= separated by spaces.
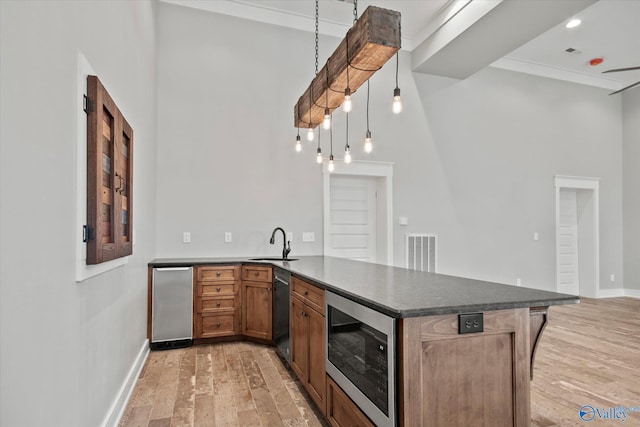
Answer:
xmin=161 ymin=0 xmax=640 ymax=93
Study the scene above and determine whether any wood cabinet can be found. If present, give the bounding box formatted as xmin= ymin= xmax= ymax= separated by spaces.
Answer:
xmin=326 ymin=375 xmax=375 ymax=427
xmin=86 ymin=75 xmax=133 ymax=264
xmin=193 ymin=265 xmax=240 ymax=338
xmin=399 ymin=308 xmax=531 ymax=427
xmin=290 ymin=276 xmax=326 ymax=415
xmin=241 ymin=265 xmax=273 ymax=340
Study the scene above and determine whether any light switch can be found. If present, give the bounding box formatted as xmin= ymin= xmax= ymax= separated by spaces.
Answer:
xmin=533 ymin=232 xmax=539 ymax=241
xmin=183 ymin=232 xmax=191 ymax=243
xmin=224 ymin=232 xmax=232 ymax=243
xmin=302 ymin=232 xmax=315 ymax=242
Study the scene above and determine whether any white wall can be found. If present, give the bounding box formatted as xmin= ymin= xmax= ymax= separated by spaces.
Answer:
xmin=623 ymin=88 xmax=640 ymax=291
xmin=156 ymin=3 xmax=625 ymax=294
xmin=156 ymin=3 xmax=326 ymax=258
xmin=0 ymin=1 xmax=157 ymax=426
xmin=412 ymin=68 xmax=624 ymax=292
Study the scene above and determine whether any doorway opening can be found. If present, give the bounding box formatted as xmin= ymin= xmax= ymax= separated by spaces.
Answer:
xmin=555 ymin=176 xmax=599 ymax=297
xmin=323 ymin=161 xmax=393 ymax=265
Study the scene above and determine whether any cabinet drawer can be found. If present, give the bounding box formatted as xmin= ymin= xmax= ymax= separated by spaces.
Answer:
xmin=292 ymin=277 xmax=325 ymax=314
xmin=242 ymin=266 xmax=272 ymax=282
xmin=197 ymin=266 xmax=239 ymax=282
xmin=198 ymin=282 xmax=236 ymax=297
xmin=326 ymin=375 xmax=375 ymax=427
xmin=196 ymin=312 xmax=238 ymax=337
xmin=196 ymin=296 xmax=237 ymax=313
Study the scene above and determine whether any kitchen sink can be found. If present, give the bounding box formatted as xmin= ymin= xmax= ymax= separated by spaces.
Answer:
xmin=249 ymin=257 xmax=299 ymax=261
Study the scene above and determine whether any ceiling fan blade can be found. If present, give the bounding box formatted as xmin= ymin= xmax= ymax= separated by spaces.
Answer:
xmin=602 ymin=66 xmax=640 ymax=74
xmin=609 ymin=80 xmax=640 ymax=96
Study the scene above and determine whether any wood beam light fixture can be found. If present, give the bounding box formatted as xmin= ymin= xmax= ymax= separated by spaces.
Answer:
xmin=293 ymin=6 xmax=401 ymax=129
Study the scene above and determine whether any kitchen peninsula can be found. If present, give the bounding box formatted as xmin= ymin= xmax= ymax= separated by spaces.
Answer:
xmin=148 ymin=256 xmax=578 ymax=427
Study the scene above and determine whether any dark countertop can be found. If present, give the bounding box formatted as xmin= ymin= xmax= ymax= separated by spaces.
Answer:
xmin=149 ymin=255 xmax=579 ymax=318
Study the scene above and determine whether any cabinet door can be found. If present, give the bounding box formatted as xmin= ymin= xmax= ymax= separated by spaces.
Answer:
xmin=290 ymin=296 xmax=308 ymax=381
xmin=86 ymin=75 xmax=133 ymax=264
xmin=307 ymin=306 xmax=326 ymax=414
xmin=242 ymin=280 xmax=272 ymax=340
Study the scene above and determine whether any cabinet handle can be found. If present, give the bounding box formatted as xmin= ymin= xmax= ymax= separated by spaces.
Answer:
xmin=216 ymin=322 xmax=221 ymax=328
xmin=255 ymin=271 xmax=260 ymax=277
xmin=216 ymin=302 xmax=221 ymax=307
xmin=304 ymin=291 xmax=309 ymax=296
xmin=216 ymin=271 xmax=221 ymax=277
xmin=267 ymin=288 xmax=271 ymax=292
xmin=216 ymin=287 xmax=221 ymax=292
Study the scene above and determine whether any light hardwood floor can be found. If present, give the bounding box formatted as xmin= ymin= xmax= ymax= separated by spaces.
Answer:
xmin=531 ymin=297 xmax=640 ymax=427
xmin=120 ymin=297 xmax=639 ymax=427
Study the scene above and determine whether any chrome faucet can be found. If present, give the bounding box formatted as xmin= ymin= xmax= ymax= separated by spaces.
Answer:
xmin=270 ymin=227 xmax=291 ymax=260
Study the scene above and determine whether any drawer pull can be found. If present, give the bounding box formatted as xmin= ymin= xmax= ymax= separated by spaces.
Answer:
xmin=216 ymin=287 xmax=221 ymax=292
xmin=216 ymin=302 xmax=221 ymax=307
xmin=216 ymin=271 xmax=221 ymax=277
xmin=255 ymin=271 xmax=259 ymax=277
xmin=216 ymin=322 xmax=221 ymax=328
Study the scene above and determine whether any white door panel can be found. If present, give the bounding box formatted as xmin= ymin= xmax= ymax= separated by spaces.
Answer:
xmin=327 ymin=175 xmax=377 ymax=262
xmin=557 ymin=189 xmax=579 ymax=295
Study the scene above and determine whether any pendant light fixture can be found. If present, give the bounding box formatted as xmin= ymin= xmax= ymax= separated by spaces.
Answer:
xmin=323 ymin=61 xmax=331 ymax=130
xmin=295 ymin=127 xmax=302 ymax=152
xmin=307 ymin=88 xmax=315 ymax=141
xmin=364 ymin=79 xmax=373 ymax=153
xmin=392 ymin=52 xmax=402 ymax=114
xmin=343 ymin=36 xmax=353 ymax=113
xmin=344 ymin=112 xmax=352 ymax=164
xmin=316 ymin=124 xmax=323 ymax=164
xmin=328 ymin=117 xmax=335 ymax=172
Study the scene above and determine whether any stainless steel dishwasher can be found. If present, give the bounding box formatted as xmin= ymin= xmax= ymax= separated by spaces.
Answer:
xmin=273 ymin=267 xmax=291 ymax=363
xmin=151 ymin=267 xmax=193 ymax=350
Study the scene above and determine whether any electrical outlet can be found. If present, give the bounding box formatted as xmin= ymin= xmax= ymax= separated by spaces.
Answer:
xmin=610 ymin=274 xmax=615 ymax=282
xmin=399 ymin=216 xmax=408 ymax=226
xmin=516 ymin=278 xmax=522 ymax=286
xmin=224 ymin=232 xmax=232 ymax=243
xmin=183 ymin=232 xmax=191 ymax=243
xmin=533 ymin=232 xmax=539 ymax=241
xmin=302 ymin=232 xmax=315 ymax=242
xmin=459 ymin=313 xmax=483 ymax=334
xmin=287 ymin=232 xmax=293 ymax=242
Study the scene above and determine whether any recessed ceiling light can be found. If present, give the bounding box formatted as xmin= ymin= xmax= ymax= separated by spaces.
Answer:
xmin=566 ymin=18 xmax=581 ymax=29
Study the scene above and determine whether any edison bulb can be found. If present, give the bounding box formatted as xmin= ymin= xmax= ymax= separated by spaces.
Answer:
xmin=323 ymin=109 xmax=331 ymax=129
xmin=342 ymin=88 xmax=352 ymax=113
xmin=328 ymin=155 xmax=335 ymax=172
xmin=295 ymin=135 xmax=302 ymax=152
xmin=316 ymin=148 xmax=323 ymax=164
xmin=364 ymin=130 xmax=372 ymax=153
xmin=344 ymin=147 xmax=352 ymax=164
xmin=307 ymin=127 xmax=314 ymax=141
xmin=392 ymin=87 xmax=402 ymax=114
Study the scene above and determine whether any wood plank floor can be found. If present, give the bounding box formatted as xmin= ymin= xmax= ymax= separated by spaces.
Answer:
xmin=120 ymin=297 xmax=639 ymax=427
xmin=531 ymin=297 xmax=640 ymax=426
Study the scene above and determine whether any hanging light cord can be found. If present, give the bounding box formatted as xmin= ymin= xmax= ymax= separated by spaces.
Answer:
xmin=346 ymin=112 xmax=349 ymax=149
xmin=395 ymin=51 xmax=399 ymax=89
xmin=330 ymin=115 xmax=333 ymax=155
xmin=366 ymin=79 xmax=370 ymax=131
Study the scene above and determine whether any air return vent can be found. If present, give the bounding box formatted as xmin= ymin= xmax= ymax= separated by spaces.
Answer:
xmin=406 ymin=234 xmax=437 ymax=272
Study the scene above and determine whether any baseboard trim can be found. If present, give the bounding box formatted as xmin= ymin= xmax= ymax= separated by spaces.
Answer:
xmin=624 ymin=288 xmax=640 ymax=298
xmin=101 ymin=339 xmax=149 ymax=427
xmin=596 ymin=288 xmax=640 ymax=298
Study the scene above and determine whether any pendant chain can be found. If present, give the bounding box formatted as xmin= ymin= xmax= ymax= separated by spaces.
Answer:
xmin=315 ymin=0 xmax=319 ymax=75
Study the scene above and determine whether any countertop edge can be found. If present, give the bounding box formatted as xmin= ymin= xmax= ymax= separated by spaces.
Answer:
xmin=148 ymin=257 xmax=580 ymax=318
